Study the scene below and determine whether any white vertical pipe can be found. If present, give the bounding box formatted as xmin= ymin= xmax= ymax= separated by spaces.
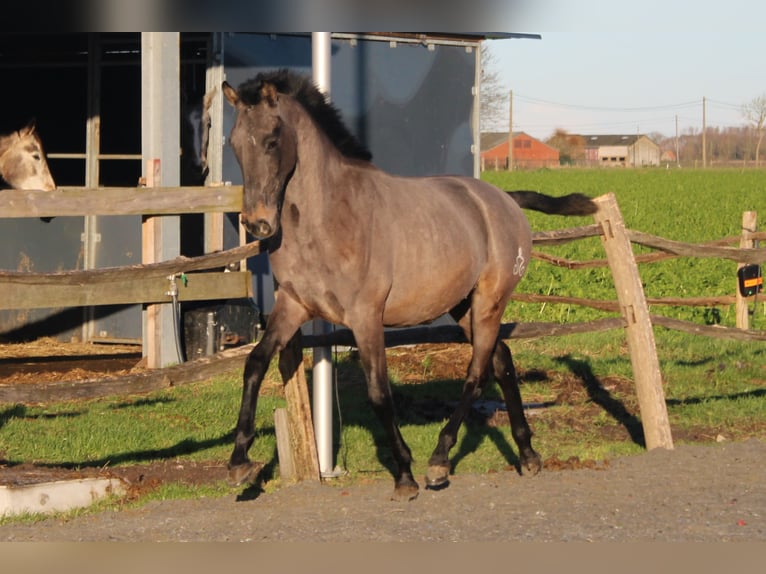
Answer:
xmin=311 ymin=32 xmax=336 ymax=477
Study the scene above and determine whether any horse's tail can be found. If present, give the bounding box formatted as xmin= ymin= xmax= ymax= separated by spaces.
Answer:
xmin=506 ymin=190 xmax=597 ymax=216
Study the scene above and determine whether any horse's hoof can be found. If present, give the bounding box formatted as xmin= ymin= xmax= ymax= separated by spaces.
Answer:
xmin=227 ymin=461 xmax=262 ymax=487
xmin=521 ymin=452 xmax=543 ymax=476
xmin=425 ymin=464 xmax=451 ymax=488
xmin=391 ymin=479 xmax=420 ymax=502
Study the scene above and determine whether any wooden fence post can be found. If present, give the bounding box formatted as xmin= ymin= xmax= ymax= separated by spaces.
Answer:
xmin=736 ymin=211 xmax=758 ymax=330
xmin=277 ymin=334 xmax=320 ymax=483
xmin=593 ymin=193 xmax=674 ymax=451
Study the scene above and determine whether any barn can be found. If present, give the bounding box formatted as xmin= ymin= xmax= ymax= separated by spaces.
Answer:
xmin=580 ymin=134 xmax=661 ymax=167
xmin=480 ymin=131 xmax=560 ymax=170
xmin=0 ymin=32 xmax=540 ymax=363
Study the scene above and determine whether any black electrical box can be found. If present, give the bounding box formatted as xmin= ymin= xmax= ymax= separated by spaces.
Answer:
xmin=738 ymin=264 xmax=763 ymax=297
xmin=183 ymin=299 xmax=262 ymax=360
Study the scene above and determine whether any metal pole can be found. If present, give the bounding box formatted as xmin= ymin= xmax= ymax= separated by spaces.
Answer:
xmin=311 ymin=32 xmax=338 ymax=477
xmin=508 ymin=89 xmax=513 ymax=171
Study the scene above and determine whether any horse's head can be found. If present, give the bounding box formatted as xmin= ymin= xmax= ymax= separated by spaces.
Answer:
xmin=0 ymin=121 xmax=56 ymax=191
xmin=223 ymin=80 xmax=297 ymax=240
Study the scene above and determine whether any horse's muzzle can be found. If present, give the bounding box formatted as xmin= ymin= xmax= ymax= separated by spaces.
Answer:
xmin=241 ymin=213 xmax=276 ymax=239
xmin=251 ymin=219 xmax=274 ymax=239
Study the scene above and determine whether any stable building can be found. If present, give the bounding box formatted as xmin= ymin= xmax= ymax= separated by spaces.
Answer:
xmin=581 ymin=134 xmax=661 ymax=167
xmin=480 ymin=131 xmax=560 ymax=170
xmin=0 ymin=32 xmax=541 ymax=364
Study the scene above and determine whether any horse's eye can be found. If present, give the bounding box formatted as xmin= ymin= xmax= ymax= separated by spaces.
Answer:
xmin=264 ymin=138 xmax=278 ymax=152
xmin=32 ymin=153 xmax=41 ymax=161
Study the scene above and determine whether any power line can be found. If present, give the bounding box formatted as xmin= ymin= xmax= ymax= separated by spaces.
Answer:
xmin=513 ymin=93 xmax=701 ymax=113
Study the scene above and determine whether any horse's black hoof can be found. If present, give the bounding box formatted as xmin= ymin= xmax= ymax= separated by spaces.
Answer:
xmin=520 ymin=452 xmax=543 ymax=476
xmin=227 ymin=461 xmax=262 ymax=487
xmin=391 ymin=481 xmax=420 ymax=502
xmin=425 ymin=464 xmax=451 ymax=488
xmin=391 ymin=474 xmax=420 ymax=502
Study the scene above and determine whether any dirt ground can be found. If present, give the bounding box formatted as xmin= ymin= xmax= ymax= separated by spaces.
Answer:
xmin=0 ymin=339 xmax=765 ymax=542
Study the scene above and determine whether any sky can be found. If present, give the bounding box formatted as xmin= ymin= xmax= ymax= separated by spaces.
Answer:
xmin=485 ymin=0 xmax=766 ymax=140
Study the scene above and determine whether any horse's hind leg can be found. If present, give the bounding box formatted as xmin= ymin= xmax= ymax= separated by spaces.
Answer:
xmin=352 ymin=320 xmax=419 ymax=501
xmin=425 ymin=302 xmax=497 ymax=488
xmin=492 ymin=340 xmax=541 ymax=475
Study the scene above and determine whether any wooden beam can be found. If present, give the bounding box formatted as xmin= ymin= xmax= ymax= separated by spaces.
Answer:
xmin=593 ymin=193 xmax=673 ymax=451
xmin=0 ymin=271 xmax=252 ymax=310
xmin=628 ymin=228 xmax=766 ymax=264
xmin=0 ymin=242 xmax=263 ymax=285
xmin=0 ymin=186 xmax=243 ymax=219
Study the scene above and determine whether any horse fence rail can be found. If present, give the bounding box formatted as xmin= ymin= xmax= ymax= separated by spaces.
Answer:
xmin=0 ymin=189 xmax=762 ymax=407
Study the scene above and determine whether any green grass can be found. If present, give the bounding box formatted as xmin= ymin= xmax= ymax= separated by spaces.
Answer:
xmin=1 ymin=327 xmax=764 ymax=522
xmin=483 ymin=168 xmax=766 ymax=329
xmin=1 ymin=168 xmax=764 ymax=521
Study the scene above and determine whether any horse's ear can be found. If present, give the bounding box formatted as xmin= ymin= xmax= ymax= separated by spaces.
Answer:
xmin=20 ymin=119 xmax=37 ymax=136
xmin=222 ymin=82 xmax=240 ymax=107
xmin=261 ymin=83 xmax=278 ymax=108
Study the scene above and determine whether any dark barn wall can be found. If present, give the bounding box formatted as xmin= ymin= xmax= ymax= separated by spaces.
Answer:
xmin=1 ymin=32 xmax=477 ymax=341
xmin=0 ymin=33 xmax=209 ymax=343
xmin=0 ymin=35 xmax=90 ymax=341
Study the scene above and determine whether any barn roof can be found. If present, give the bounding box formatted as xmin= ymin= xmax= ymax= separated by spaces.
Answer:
xmin=577 ymin=134 xmax=648 ymax=147
xmin=365 ymin=32 xmax=542 ymax=42
xmin=481 ymin=131 xmax=542 ymax=151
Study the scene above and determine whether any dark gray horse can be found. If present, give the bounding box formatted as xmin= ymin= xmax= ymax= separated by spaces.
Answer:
xmin=223 ymin=70 xmax=596 ymax=501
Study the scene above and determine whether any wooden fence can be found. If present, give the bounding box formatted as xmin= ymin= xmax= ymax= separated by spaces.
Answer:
xmin=1 ymin=189 xmax=764 ymax=453
xmin=0 ymin=185 xmax=255 ymax=364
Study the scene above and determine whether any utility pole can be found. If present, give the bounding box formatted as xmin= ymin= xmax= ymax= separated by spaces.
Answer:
xmin=675 ymin=115 xmax=680 ymax=167
xmin=702 ymin=96 xmax=707 ymax=168
xmin=508 ymin=89 xmax=513 ymax=171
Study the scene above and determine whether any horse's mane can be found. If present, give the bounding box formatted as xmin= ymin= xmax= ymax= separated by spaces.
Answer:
xmin=236 ymin=69 xmax=372 ymax=161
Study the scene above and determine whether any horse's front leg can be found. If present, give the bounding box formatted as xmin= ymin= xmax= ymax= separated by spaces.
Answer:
xmin=227 ymin=296 xmax=310 ymax=486
xmin=353 ymin=321 xmax=419 ymax=501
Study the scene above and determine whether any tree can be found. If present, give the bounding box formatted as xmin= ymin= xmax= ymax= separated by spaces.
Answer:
xmin=545 ymin=129 xmax=585 ymax=165
xmin=480 ymin=44 xmax=508 ymax=132
xmin=743 ymin=93 xmax=766 ymax=167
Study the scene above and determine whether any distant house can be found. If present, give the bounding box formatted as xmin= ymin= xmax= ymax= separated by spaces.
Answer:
xmin=660 ymin=149 xmax=677 ymax=164
xmin=480 ymin=131 xmax=560 ymax=170
xmin=578 ymin=134 xmax=661 ymax=167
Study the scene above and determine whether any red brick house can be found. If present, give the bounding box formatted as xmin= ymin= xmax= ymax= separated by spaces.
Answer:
xmin=480 ymin=131 xmax=560 ymax=170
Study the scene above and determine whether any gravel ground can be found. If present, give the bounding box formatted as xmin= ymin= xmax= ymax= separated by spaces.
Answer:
xmin=1 ymin=439 xmax=764 ymax=542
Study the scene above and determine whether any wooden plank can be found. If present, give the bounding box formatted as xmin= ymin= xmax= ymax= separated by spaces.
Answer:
xmin=628 ymin=228 xmax=766 ymax=264
xmin=651 ymin=315 xmax=766 ymax=342
xmin=0 ymin=242 xmax=263 ymax=284
xmin=0 ymin=271 xmax=252 ymax=310
xmin=2 ymin=311 xmax=762 ymax=405
xmin=0 ymin=340 xmax=255 ymax=403
xmin=511 ymin=292 xmax=738 ymax=310
xmin=0 ymin=185 xmax=243 ymax=219
xmin=593 ymin=193 xmax=673 ymax=451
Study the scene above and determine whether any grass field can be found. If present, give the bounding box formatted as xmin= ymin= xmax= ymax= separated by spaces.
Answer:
xmin=482 ymin=168 xmax=766 ymax=329
xmin=0 ymin=168 xmax=764 ymax=520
